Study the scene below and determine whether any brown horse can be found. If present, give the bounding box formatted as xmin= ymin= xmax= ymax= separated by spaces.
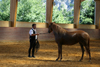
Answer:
xmin=48 ymin=22 xmax=91 ymax=62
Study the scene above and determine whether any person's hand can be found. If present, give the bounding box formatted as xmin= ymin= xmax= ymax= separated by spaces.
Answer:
xmin=36 ymin=33 xmax=39 ymax=35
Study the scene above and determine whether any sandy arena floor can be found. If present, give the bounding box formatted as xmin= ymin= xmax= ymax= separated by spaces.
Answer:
xmin=0 ymin=40 xmax=100 ymax=67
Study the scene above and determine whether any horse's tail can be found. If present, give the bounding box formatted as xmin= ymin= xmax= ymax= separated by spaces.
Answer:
xmin=86 ymin=36 xmax=90 ymax=55
xmin=86 ymin=36 xmax=91 ymax=61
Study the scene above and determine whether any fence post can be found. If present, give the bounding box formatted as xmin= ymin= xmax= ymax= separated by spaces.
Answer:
xmin=74 ymin=0 xmax=84 ymax=28
xmin=94 ymin=0 xmax=100 ymax=29
xmin=10 ymin=0 xmax=18 ymax=27
xmin=46 ymin=0 xmax=54 ymax=27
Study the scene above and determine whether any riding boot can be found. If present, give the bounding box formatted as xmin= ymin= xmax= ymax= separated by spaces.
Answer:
xmin=32 ymin=50 xmax=35 ymax=58
xmin=28 ymin=54 xmax=30 ymax=57
xmin=28 ymin=49 xmax=31 ymax=57
xmin=32 ymin=55 xmax=35 ymax=58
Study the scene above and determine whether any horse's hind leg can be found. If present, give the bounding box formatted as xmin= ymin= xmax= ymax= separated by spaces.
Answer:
xmin=79 ymin=43 xmax=85 ymax=61
xmin=84 ymin=45 xmax=91 ymax=62
xmin=83 ymin=39 xmax=91 ymax=62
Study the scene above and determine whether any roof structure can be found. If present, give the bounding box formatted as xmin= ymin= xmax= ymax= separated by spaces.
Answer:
xmin=9 ymin=0 xmax=100 ymax=29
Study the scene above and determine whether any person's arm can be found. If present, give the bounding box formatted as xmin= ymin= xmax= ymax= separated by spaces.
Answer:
xmin=31 ymin=34 xmax=39 ymax=36
xmin=29 ymin=29 xmax=39 ymax=36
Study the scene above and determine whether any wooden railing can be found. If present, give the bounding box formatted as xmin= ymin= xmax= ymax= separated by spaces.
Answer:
xmin=0 ymin=21 xmax=96 ymax=29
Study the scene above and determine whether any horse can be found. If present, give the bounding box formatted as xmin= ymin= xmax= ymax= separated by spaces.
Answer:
xmin=48 ymin=22 xmax=91 ymax=62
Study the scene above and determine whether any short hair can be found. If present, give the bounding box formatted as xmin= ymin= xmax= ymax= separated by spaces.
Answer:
xmin=32 ymin=24 xmax=36 ymax=27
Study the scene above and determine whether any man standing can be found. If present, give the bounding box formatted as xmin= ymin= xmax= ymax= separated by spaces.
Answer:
xmin=28 ymin=24 xmax=39 ymax=58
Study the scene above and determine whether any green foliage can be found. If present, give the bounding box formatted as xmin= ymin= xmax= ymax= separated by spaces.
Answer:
xmin=53 ymin=0 xmax=95 ymax=24
xmin=52 ymin=4 xmax=74 ymax=24
xmin=0 ymin=0 xmax=10 ymax=21
xmin=0 ymin=0 xmax=95 ymax=24
xmin=17 ymin=0 xmax=46 ymax=22
xmin=80 ymin=0 xmax=95 ymax=24
xmin=52 ymin=6 xmax=66 ymax=23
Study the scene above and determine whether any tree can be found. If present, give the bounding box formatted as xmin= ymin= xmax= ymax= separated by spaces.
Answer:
xmin=17 ymin=0 xmax=46 ymax=22
xmin=52 ymin=6 xmax=66 ymax=23
xmin=0 ymin=0 xmax=10 ymax=21
xmin=80 ymin=0 xmax=95 ymax=24
xmin=52 ymin=1 xmax=74 ymax=24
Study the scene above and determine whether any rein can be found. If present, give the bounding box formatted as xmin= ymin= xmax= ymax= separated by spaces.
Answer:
xmin=39 ymin=33 xmax=49 ymax=34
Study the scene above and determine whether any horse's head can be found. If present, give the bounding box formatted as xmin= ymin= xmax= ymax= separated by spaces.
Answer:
xmin=48 ymin=22 xmax=53 ymax=33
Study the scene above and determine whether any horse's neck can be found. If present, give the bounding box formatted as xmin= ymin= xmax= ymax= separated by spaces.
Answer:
xmin=52 ymin=24 xmax=68 ymax=35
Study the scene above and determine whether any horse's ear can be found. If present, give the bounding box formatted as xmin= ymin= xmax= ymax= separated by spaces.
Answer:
xmin=46 ymin=21 xmax=50 ymax=25
xmin=50 ymin=23 xmax=53 ymax=25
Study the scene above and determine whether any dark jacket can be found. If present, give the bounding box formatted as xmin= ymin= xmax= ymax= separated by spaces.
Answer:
xmin=29 ymin=29 xmax=35 ymax=40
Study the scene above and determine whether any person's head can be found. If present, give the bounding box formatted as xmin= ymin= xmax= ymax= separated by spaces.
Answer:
xmin=32 ymin=24 xmax=36 ymax=29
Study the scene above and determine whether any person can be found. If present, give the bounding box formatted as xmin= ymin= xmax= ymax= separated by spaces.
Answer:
xmin=28 ymin=24 xmax=39 ymax=58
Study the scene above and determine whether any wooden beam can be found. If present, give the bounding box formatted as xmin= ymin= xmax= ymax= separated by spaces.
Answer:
xmin=74 ymin=0 xmax=81 ymax=28
xmin=95 ymin=0 xmax=100 ymax=29
xmin=74 ymin=0 xmax=85 ymax=28
xmin=94 ymin=0 xmax=100 ymax=1
xmin=46 ymin=0 xmax=54 ymax=24
xmin=81 ymin=0 xmax=85 ymax=2
xmin=10 ymin=0 xmax=18 ymax=27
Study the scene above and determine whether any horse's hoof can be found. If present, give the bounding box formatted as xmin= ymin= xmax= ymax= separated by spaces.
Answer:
xmin=59 ymin=60 xmax=61 ymax=62
xmin=56 ymin=59 xmax=58 ymax=61
xmin=88 ymin=60 xmax=91 ymax=62
xmin=78 ymin=59 xmax=82 ymax=62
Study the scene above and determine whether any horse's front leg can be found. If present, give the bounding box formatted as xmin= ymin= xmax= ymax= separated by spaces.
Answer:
xmin=56 ymin=44 xmax=60 ymax=61
xmin=59 ymin=45 xmax=62 ymax=61
xmin=56 ymin=44 xmax=62 ymax=61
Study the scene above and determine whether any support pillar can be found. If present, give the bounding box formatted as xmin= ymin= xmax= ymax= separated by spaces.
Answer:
xmin=46 ymin=0 xmax=54 ymax=26
xmin=95 ymin=0 xmax=100 ymax=29
xmin=74 ymin=0 xmax=84 ymax=28
xmin=10 ymin=0 xmax=18 ymax=27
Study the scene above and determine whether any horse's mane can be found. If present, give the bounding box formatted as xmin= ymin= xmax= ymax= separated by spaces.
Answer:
xmin=52 ymin=23 xmax=67 ymax=34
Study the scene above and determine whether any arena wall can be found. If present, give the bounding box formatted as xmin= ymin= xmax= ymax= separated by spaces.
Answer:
xmin=0 ymin=27 xmax=100 ymax=43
